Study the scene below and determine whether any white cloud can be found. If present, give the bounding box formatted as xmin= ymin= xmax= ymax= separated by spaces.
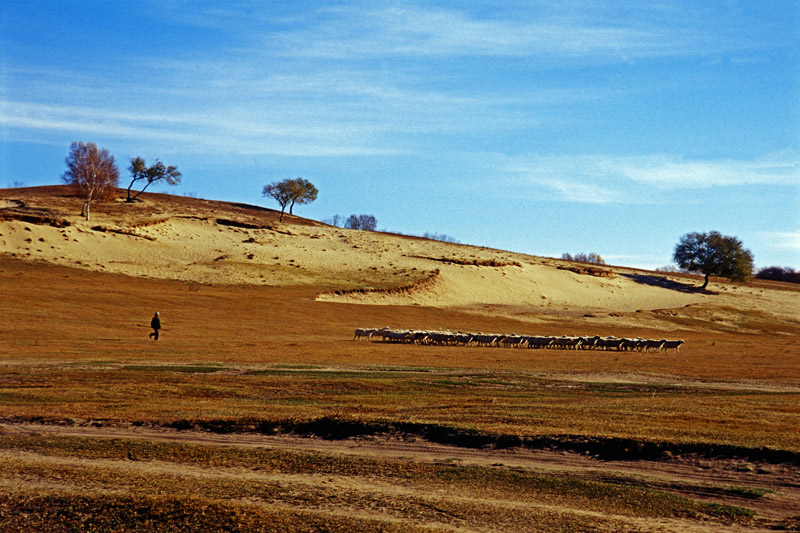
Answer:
xmin=506 ymin=152 xmax=800 ymax=203
xmin=609 ymin=153 xmax=800 ymax=188
xmin=267 ymin=4 xmax=754 ymax=61
xmin=760 ymin=231 xmax=800 ymax=251
xmin=534 ymin=178 xmax=624 ymax=204
xmin=0 ymin=100 xmax=401 ymax=157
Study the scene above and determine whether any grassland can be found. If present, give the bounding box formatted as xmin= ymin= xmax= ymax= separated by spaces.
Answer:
xmin=1 ymin=188 xmax=799 ymax=531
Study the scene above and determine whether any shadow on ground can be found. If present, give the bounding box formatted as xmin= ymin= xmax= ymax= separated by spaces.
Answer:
xmin=622 ymin=274 xmax=705 ymax=294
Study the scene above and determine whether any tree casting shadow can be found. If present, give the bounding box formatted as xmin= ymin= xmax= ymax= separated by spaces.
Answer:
xmin=621 ymin=274 xmax=706 ymax=294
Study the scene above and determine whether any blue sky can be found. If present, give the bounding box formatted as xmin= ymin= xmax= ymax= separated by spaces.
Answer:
xmin=1 ymin=1 xmax=798 ymax=270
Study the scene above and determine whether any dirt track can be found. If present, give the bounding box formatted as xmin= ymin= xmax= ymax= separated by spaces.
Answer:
xmin=2 ymin=421 xmax=797 ymax=527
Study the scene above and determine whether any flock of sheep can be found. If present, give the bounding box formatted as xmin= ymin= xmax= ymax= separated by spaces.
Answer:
xmin=354 ymin=327 xmax=685 ymax=352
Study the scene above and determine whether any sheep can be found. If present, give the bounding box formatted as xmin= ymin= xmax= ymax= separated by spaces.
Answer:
xmin=412 ymin=330 xmax=432 ymax=344
xmin=501 ymin=335 xmax=528 ymax=348
xmin=368 ymin=327 xmax=391 ymax=341
xmin=577 ymin=336 xmax=601 ymax=350
xmin=643 ymin=339 xmax=667 ymax=352
xmin=597 ymin=337 xmax=625 ymax=351
xmin=620 ymin=338 xmax=646 ymax=352
xmin=383 ymin=329 xmax=414 ymax=343
xmin=662 ymin=339 xmax=685 ymax=352
xmin=353 ymin=328 xmax=374 ymax=341
xmin=527 ymin=336 xmax=554 ymax=349
xmin=551 ymin=336 xmax=582 ymax=350
xmin=427 ymin=331 xmax=456 ymax=345
xmin=454 ymin=333 xmax=474 ymax=346
xmin=353 ymin=328 xmax=684 ymax=353
xmin=473 ymin=333 xmax=504 ymax=347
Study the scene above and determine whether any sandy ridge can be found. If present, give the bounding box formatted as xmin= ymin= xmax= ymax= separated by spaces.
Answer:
xmin=2 ymin=188 xmax=797 ymax=322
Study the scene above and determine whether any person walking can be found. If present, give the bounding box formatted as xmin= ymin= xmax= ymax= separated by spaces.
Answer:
xmin=149 ymin=312 xmax=161 ymax=340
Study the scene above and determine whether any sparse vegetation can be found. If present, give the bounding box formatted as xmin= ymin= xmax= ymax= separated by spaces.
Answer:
xmin=0 ymin=433 xmax=766 ymax=531
xmin=423 ymin=232 xmax=460 ymax=243
xmin=323 ymin=213 xmax=345 ymax=227
xmin=562 ymin=252 xmax=605 ymax=264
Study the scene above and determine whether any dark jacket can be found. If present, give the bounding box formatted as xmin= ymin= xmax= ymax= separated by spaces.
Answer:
xmin=151 ymin=316 xmax=161 ymax=330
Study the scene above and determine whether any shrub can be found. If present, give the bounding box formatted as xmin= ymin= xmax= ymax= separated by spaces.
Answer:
xmin=755 ymin=266 xmax=800 ymax=284
xmin=562 ymin=253 xmax=605 ymax=265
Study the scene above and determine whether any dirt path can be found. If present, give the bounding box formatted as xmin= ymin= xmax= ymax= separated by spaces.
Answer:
xmin=2 ymin=421 xmax=797 ymax=526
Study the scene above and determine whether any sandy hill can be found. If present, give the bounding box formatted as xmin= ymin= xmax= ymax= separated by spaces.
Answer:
xmin=1 ymin=186 xmax=797 ymax=330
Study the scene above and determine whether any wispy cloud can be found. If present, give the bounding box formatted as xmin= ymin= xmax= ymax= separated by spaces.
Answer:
xmin=506 ymin=152 xmax=800 ymax=203
xmin=533 ymin=178 xmax=625 ymax=204
xmin=248 ymin=2 xmax=774 ymax=62
xmin=760 ymin=231 xmax=800 ymax=252
xmin=149 ymin=2 xmax=773 ymax=63
xmin=0 ymin=101 xmax=401 ymax=156
xmin=607 ymin=153 xmax=800 ymax=188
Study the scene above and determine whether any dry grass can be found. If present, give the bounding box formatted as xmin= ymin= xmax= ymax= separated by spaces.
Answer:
xmin=0 ymin=361 xmax=797 ymax=451
xmin=1 ymin=186 xmax=799 ymax=530
xmin=0 ymin=434 xmax=759 ymax=532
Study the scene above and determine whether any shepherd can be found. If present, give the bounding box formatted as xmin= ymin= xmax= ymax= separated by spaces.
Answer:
xmin=149 ymin=312 xmax=161 ymax=340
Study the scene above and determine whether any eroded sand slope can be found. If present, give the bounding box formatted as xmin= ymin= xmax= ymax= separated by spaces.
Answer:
xmin=1 ymin=188 xmax=797 ymax=324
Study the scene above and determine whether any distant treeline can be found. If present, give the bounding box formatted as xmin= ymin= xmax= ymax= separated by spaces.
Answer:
xmin=561 ymin=252 xmax=605 ymax=265
xmin=324 ymin=214 xmax=460 ymax=243
xmin=755 ymin=266 xmax=800 ymax=284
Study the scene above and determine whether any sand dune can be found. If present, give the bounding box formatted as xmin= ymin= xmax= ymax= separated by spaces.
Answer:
xmin=1 ymin=187 xmax=797 ymax=324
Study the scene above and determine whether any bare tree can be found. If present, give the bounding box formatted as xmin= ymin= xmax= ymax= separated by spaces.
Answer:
xmin=61 ymin=142 xmax=119 ymax=221
xmin=126 ymin=157 xmax=181 ymax=202
xmin=423 ymin=232 xmax=460 ymax=244
xmin=345 ymin=214 xmax=377 ymax=231
xmin=262 ymin=177 xmax=318 ymax=221
xmin=323 ymin=214 xmax=344 ymax=227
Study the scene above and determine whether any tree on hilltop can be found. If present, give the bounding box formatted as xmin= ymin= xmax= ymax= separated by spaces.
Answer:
xmin=126 ymin=157 xmax=181 ymax=202
xmin=673 ymin=231 xmax=754 ymax=290
xmin=345 ymin=214 xmax=377 ymax=231
xmin=262 ymin=178 xmax=318 ymax=221
xmin=61 ymin=141 xmax=119 ymax=221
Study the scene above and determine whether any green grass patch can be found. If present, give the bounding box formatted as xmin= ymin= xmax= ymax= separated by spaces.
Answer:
xmin=122 ymin=364 xmax=228 ymax=374
xmin=705 ymin=502 xmax=757 ymax=519
xmin=270 ymin=364 xmax=325 ymax=370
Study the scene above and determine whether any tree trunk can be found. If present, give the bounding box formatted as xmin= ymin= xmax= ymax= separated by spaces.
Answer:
xmin=279 ymin=207 xmax=285 ymax=222
xmin=131 ymin=180 xmax=153 ymax=201
xmin=701 ymin=273 xmax=709 ymax=290
xmin=82 ymin=200 xmax=91 ymax=221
